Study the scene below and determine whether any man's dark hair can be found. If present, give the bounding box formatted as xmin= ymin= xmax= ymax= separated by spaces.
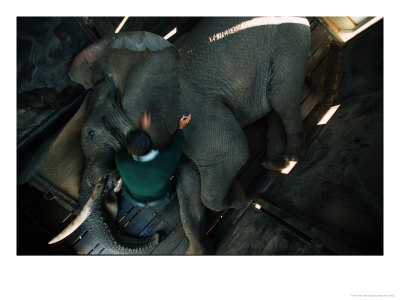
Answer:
xmin=125 ymin=129 xmax=153 ymax=156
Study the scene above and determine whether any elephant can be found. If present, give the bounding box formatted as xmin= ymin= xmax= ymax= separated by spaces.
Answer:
xmin=49 ymin=17 xmax=311 ymax=254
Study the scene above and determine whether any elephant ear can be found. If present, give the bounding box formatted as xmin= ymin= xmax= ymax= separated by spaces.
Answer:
xmin=68 ymin=31 xmax=178 ymax=90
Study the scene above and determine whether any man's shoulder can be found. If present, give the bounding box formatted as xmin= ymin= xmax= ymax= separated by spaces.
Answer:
xmin=115 ymin=149 xmax=131 ymax=162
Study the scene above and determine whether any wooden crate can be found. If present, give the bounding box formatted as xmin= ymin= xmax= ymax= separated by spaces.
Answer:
xmin=22 ymin=18 xmax=341 ymax=255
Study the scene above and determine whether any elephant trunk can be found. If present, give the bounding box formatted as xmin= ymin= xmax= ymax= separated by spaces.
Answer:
xmin=49 ymin=170 xmax=160 ymax=254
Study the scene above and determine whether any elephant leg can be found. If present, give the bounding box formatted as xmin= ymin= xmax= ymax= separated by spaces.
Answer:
xmin=198 ymin=127 xmax=249 ymax=212
xmin=262 ymin=110 xmax=290 ymax=172
xmin=182 ymin=98 xmax=249 ymax=221
xmin=175 ymin=158 xmax=213 ymax=255
xmin=269 ymin=41 xmax=309 ymax=160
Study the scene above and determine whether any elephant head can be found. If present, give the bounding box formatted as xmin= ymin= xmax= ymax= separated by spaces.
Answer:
xmin=49 ymin=32 xmax=182 ymax=253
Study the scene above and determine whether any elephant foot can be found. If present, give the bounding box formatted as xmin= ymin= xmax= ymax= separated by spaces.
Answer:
xmin=286 ymin=145 xmax=306 ymax=161
xmin=286 ymin=131 xmax=306 ymax=161
xmin=186 ymin=237 xmax=214 ymax=255
xmin=261 ymin=157 xmax=290 ymax=172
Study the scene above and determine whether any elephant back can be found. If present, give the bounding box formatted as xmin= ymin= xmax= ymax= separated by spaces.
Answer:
xmin=68 ymin=31 xmax=175 ymax=89
xmin=175 ymin=17 xmax=310 ymax=127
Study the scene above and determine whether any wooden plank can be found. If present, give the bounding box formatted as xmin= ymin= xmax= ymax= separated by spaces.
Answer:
xmin=98 ymin=248 xmax=114 ymax=255
xmin=309 ymin=24 xmax=327 ymax=55
xmin=302 ymin=22 xmax=332 ymax=112
xmin=159 ymin=204 xmax=181 ymax=228
xmin=142 ymin=195 xmax=183 ymax=255
xmin=70 ymin=230 xmax=95 ymax=254
xmin=308 ymin=51 xmax=329 ymax=87
xmin=301 ymin=90 xmax=323 ymax=121
xmin=143 ymin=220 xmax=174 ymax=254
xmin=150 ymin=223 xmax=186 ymax=255
xmin=139 ymin=211 xmax=170 ymax=237
xmin=70 ymin=225 xmax=110 ymax=255
xmin=324 ymin=17 xmax=341 ymax=32
xmin=306 ymin=39 xmax=331 ymax=77
xmin=301 ymin=56 xmax=329 ymax=119
xmin=206 ymin=210 xmax=228 ymax=236
xmin=118 ymin=205 xmax=143 ymax=229
xmin=208 ymin=208 xmax=240 ymax=244
xmin=303 ymin=48 xmax=343 ymax=137
xmin=215 ymin=203 xmax=324 ymax=255
xmin=82 ymin=17 xmax=122 ymax=38
xmin=18 ymin=184 xmax=61 ymax=221
xmin=117 ymin=192 xmax=180 ymax=235
xmin=41 ymin=204 xmax=72 ymax=234
xmin=309 ymin=24 xmax=332 ymax=58
xmin=123 ymin=206 xmax=158 ymax=236
xmin=116 ymin=196 xmax=136 ymax=218
xmin=90 ymin=245 xmax=108 ymax=255
xmin=309 ymin=18 xmax=319 ymax=31
xmin=91 ymin=246 xmax=107 ymax=255
xmin=140 ymin=197 xmax=181 ymax=237
xmin=302 ymin=82 xmax=312 ymax=103
xmin=87 ymin=242 xmax=102 ymax=255
xmin=347 ymin=17 xmax=358 ymax=27
xmin=29 ymin=175 xmax=78 ymax=212
xmin=149 ymin=194 xmax=173 ymax=214
xmin=151 ymin=194 xmax=181 ymax=227
xmin=301 ymin=92 xmax=322 ymax=120
xmin=254 ymin=197 xmax=359 ymax=254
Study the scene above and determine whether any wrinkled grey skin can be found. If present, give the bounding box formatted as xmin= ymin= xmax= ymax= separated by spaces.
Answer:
xmin=68 ymin=17 xmax=310 ymax=254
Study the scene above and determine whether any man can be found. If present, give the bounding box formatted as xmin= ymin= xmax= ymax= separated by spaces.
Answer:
xmin=114 ymin=112 xmax=191 ymax=208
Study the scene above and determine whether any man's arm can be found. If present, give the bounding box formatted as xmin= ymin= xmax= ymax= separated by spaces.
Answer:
xmin=160 ymin=114 xmax=191 ymax=172
xmin=167 ymin=114 xmax=191 ymax=152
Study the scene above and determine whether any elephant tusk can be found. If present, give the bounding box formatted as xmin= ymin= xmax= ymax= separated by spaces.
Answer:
xmin=48 ymin=175 xmax=108 ymax=244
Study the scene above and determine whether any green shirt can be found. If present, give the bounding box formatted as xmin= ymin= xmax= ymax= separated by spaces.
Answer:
xmin=115 ymin=129 xmax=185 ymax=205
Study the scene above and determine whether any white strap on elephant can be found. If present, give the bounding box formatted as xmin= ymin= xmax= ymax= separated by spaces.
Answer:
xmin=209 ymin=16 xmax=310 ymax=43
